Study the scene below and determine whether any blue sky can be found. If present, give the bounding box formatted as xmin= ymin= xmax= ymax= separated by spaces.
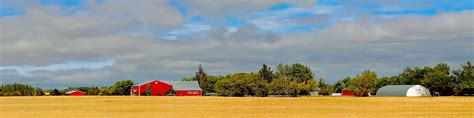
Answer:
xmin=0 ymin=0 xmax=472 ymax=88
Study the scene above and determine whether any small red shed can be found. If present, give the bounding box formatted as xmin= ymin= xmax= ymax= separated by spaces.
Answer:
xmin=341 ymin=90 xmax=355 ymax=96
xmin=65 ymin=90 xmax=86 ymax=96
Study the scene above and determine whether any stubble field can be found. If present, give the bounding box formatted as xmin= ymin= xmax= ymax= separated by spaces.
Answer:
xmin=0 ymin=96 xmax=472 ymax=118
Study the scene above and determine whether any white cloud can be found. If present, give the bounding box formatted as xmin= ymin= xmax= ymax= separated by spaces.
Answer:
xmin=0 ymin=59 xmax=114 ymax=76
xmin=181 ymin=0 xmax=316 ymax=16
xmin=169 ymin=23 xmax=211 ymax=35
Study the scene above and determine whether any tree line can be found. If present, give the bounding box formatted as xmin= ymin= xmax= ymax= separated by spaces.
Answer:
xmin=0 ymin=83 xmax=44 ymax=96
xmin=0 ymin=80 xmax=135 ymax=96
xmin=0 ymin=61 xmax=472 ymax=97
xmin=187 ymin=61 xmax=473 ymax=97
xmin=184 ymin=63 xmax=317 ymax=97
xmin=324 ymin=61 xmax=473 ymax=96
xmin=49 ymin=80 xmax=135 ymax=96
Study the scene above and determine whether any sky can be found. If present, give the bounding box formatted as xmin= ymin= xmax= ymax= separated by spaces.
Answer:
xmin=0 ymin=0 xmax=473 ymax=88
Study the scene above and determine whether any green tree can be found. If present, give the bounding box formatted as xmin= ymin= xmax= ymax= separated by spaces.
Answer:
xmin=34 ymin=87 xmax=44 ymax=96
xmin=165 ymin=89 xmax=175 ymax=96
xmin=145 ymin=84 xmax=152 ymax=96
xmin=275 ymin=63 xmax=314 ymax=83
xmin=451 ymin=61 xmax=474 ymax=95
xmin=398 ymin=67 xmax=430 ymax=85
xmin=298 ymin=79 xmax=318 ymax=96
xmin=214 ymin=73 xmax=259 ymax=96
xmin=87 ymin=87 xmax=100 ymax=95
xmin=421 ymin=63 xmax=454 ymax=95
xmin=258 ymin=64 xmax=274 ymax=82
xmin=267 ymin=76 xmax=317 ymax=96
xmin=98 ymin=87 xmax=110 ymax=96
xmin=252 ymin=79 xmax=269 ymax=97
xmin=215 ymin=78 xmax=233 ymax=96
xmin=50 ymin=88 xmax=62 ymax=96
xmin=0 ymin=83 xmax=44 ymax=96
xmin=334 ymin=77 xmax=351 ymax=93
xmin=182 ymin=75 xmax=225 ymax=93
xmin=181 ymin=77 xmax=196 ymax=81
xmin=350 ymin=70 xmax=377 ymax=96
xmin=318 ymin=78 xmax=333 ymax=95
xmin=268 ymin=76 xmax=293 ymax=96
xmin=196 ymin=65 xmax=208 ymax=93
xmin=110 ymin=80 xmax=134 ymax=95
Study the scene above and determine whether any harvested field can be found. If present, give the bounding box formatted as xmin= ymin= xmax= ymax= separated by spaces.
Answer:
xmin=0 ymin=96 xmax=472 ymax=117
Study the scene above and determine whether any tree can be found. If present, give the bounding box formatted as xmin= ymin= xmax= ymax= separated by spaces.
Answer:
xmin=299 ymin=79 xmax=318 ymax=96
xmin=98 ymin=87 xmax=110 ymax=96
xmin=252 ymin=79 xmax=269 ymax=97
xmin=334 ymin=77 xmax=351 ymax=93
xmin=87 ymin=87 xmax=100 ymax=95
xmin=165 ymin=89 xmax=175 ymax=96
xmin=181 ymin=77 xmax=196 ymax=81
xmin=266 ymin=76 xmax=317 ymax=96
xmin=268 ymin=77 xmax=293 ymax=96
xmin=317 ymin=78 xmax=333 ymax=95
xmin=215 ymin=78 xmax=233 ymax=96
xmin=398 ymin=67 xmax=430 ymax=85
xmin=350 ymin=70 xmax=377 ymax=96
xmin=258 ymin=64 xmax=274 ymax=82
xmin=145 ymin=84 xmax=152 ymax=96
xmin=214 ymin=73 xmax=260 ymax=97
xmin=196 ymin=65 xmax=208 ymax=93
xmin=421 ymin=63 xmax=454 ymax=95
xmin=110 ymin=80 xmax=134 ymax=95
xmin=34 ymin=87 xmax=44 ymax=96
xmin=50 ymin=89 xmax=62 ymax=96
xmin=0 ymin=83 xmax=46 ymax=96
xmin=275 ymin=63 xmax=314 ymax=83
xmin=182 ymin=75 xmax=225 ymax=93
xmin=451 ymin=61 xmax=474 ymax=95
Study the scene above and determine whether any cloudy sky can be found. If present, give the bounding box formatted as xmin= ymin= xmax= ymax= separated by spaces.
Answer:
xmin=0 ymin=0 xmax=473 ymax=88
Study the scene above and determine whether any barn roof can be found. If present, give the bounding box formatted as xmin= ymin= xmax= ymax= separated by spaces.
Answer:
xmin=134 ymin=80 xmax=158 ymax=86
xmin=376 ymin=85 xmax=416 ymax=96
xmin=65 ymin=90 xmax=86 ymax=95
xmin=162 ymin=81 xmax=202 ymax=91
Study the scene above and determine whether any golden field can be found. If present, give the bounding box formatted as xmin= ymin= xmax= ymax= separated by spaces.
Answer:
xmin=0 ymin=96 xmax=472 ymax=118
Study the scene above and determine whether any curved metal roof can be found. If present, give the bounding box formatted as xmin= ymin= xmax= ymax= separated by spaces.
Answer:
xmin=376 ymin=85 xmax=416 ymax=96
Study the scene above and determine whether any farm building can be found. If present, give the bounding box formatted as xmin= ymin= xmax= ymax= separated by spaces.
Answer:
xmin=331 ymin=90 xmax=355 ymax=96
xmin=130 ymin=80 xmax=202 ymax=96
xmin=162 ymin=81 xmax=202 ymax=96
xmin=130 ymin=80 xmax=172 ymax=96
xmin=341 ymin=90 xmax=355 ymax=96
xmin=65 ymin=90 xmax=86 ymax=96
xmin=376 ymin=85 xmax=431 ymax=97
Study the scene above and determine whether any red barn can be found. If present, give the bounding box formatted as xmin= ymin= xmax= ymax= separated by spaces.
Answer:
xmin=65 ymin=90 xmax=86 ymax=96
xmin=130 ymin=80 xmax=173 ymax=96
xmin=130 ymin=80 xmax=202 ymax=96
xmin=341 ymin=90 xmax=355 ymax=96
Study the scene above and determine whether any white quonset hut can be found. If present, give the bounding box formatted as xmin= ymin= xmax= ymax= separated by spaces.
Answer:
xmin=376 ymin=85 xmax=431 ymax=97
